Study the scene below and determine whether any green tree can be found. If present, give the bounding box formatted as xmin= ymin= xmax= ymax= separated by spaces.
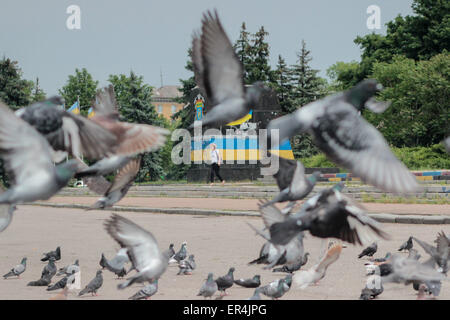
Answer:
xmin=31 ymin=77 xmax=46 ymax=102
xmin=59 ymin=68 xmax=98 ymax=114
xmin=271 ymin=55 xmax=294 ymax=114
xmin=234 ymin=22 xmax=252 ymax=82
xmin=0 ymin=57 xmax=33 ymax=109
xmin=326 ymin=61 xmax=360 ymax=92
xmin=247 ymin=26 xmax=272 ymax=84
xmin=108 ymin=71 xmax=166 ymax=182
xmin=176 ymin=48 xmax=196 ymax=129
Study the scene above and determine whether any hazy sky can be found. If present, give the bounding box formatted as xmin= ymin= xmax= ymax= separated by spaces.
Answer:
xmin=0 ymin=0 xmax=413 ymax=96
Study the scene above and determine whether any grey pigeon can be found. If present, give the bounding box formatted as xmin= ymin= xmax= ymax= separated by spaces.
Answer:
xmin=164 ymin=244 xmax=175 ymax=260
xmin=267 ymin=79 xmax=420 ymax=194
xmin=41 ymin=246 xmax=61 ymax=262
xmin=78 ymin=270 xmax=103 ymax=296
xmin=57 ymin=259 xmax=79 ymax=276
xmin=15 ymin=96 xmax=118 ymax=161
xmin=47 ymin=271 xmax=76 ymax=291
xmin=3 ymin=257 xmax=27 ymax=279
xmin=190 ymin=10 xmax=268 ymax=128
xmin=177 ymin=254 xmax=196 ymax=275
xmin=413 ymin=233 xmax=449 ymax=274
xmin=358 ymin=242 xmax=378 ymax=259
xmin=170 ymin=242 xmax=188 ymax=264
xmin=260 ymin=276 xmax=291 ymax=300
xmin=247 ymin=288 xmax=262 ymax=300
xmin=263 ymin=156 xmax=320 ymax=208
xmin=101 ymin=247 xmax=130 ymax=278
xmin=372 ymin=252 xmax=392 ymax=263
xmin=273 ymin=252 xmax=309 ymax=273
xmin=359 ymin=275 xmax=383 ymax=300
xmin=128 ymin=279 xmax=158 ymax=300
xmin=407 ymin=249 xmax=421 ymax=261
xmin=76 ymin=155 xmax=131 ymax=179
xmin=234 ymin=275 xmax=261 ymax=288
xmin=104 ymin=214 xmax=168 ymax=289
xmin=197 ymin=273 xmax=218 ymax=299
xmin=87 ymin=157 xmax=141 ymax=210
xmin=41 ymin=257 xmax=57 ymax=279
xmin=398 ymin=236 xmax=413 ymax=252
xmin=269 ymin=184 xmax=389 ymax=246
xmin=27 ymin=273 xmax=53 ymax=286
xmin=215 ymin=267 xmax=235 ymax=296
xmin=99 ymin=253 xmax=108 ymax=269
xmin=0 ymin=101 xmax=79 ymax=207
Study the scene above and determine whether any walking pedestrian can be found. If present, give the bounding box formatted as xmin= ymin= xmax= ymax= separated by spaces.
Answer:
xmin=209 ymin=143 xmax=225 ymax=186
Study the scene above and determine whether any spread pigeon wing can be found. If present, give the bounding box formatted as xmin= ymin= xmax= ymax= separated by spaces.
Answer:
xmin=93 ymin=85 xmax=120 ymax=118
xmin=192 ymin=32 xmax=206 ymax=94
xmin=258 ymin=200 xmax=286 ymax=229
xmin=200 ymin=10 xmax=244 ymax=105
xmin=106 ymin=157 xmax=141 ymax=195
xmin=315 ymin=243 xmax=342 ymax=273
xmin=272 ymin=156 xmax=298 ymax=191
xmin=105 ymin=214 xmax=161 ymax=272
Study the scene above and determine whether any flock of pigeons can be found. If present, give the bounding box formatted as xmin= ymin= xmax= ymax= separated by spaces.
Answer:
xmin=0 ymin=9 xmax=449 ymax=300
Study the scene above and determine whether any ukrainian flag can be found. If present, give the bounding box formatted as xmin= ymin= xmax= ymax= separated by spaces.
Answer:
xmin=88 ymin=107 xmax=95 ymax=118
xmin=226 ymin=110 xmax=253 ymax=126
xmin=67 ymin=101 xmax=80 ymax=115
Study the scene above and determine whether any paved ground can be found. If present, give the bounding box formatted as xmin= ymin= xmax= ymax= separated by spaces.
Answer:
xmin=0 ymin=205 xmax=448 ymax=300
xmin=44 ymin=196 xmax=450 ymax=215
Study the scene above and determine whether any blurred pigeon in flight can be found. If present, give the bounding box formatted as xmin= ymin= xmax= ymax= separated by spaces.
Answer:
xmin=3 ymin=257 xmax=27 ymax=279
xmin=16 ymin=96 xmax=117 ymax=161
xmin=0 ymin=186 xmax=16 ymax=233
xmin=0 ymin=102 xmax=79 ymax=207
xmin=129 ymin=279 xmax=158 ymax=300
xmin=104 ymin=214 xmax=168 ymax=289
xmin=190 ymin=10 xmax=268 ymax=128
xmin=197 ymin=273 xmax=218 ymax=299
xmin=78 ymin=270 xmax=103 ymax=296
xmin=413 ymin=233 xmax=449 ymax=274
xmin=269 ymin=184 xmax=389 ymax=246
xmin=443 ymin=137 xmax=450 ymax=154
xmin=267 ymin=79 xmax=420 ymax=194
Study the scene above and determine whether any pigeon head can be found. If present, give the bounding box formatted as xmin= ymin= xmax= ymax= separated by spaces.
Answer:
xmin=21 ymin=257 xmax=27 ymax=264
xmin=169 ymin=244 xmax=174 ymax=249
xmin=346 ymin=79 xmax=383 ymax=110
xmin=74 ymin=259 xmax=79 ymax=265
xmin=96 ymin=270 xmax=103 ymax=276
xmin=228 ymin=267 xmax=235 ymax=275
xmin=206 ymin=273 xmax=214 ymax=281
xmin=253 ymin=275 xmax=261 ymax=281
xmin=55 ymin=160 xmax=79 ymax=186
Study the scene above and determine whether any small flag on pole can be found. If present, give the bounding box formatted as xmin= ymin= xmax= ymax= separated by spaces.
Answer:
xmin=88 ymin=107 xmax=95 ymax=118
xmin=67 ymin=101 xmax=80 ymax=114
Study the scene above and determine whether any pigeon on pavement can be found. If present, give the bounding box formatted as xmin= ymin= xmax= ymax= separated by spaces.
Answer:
xmin=0 ymin=102 xmax=79 ymax=207
xmin=293 ymin=242 xmax=342 ymax=289
xmin=27 ymin=273 xmax=53 ymax=286
xmin=358 ymin=242 xmax=378 ymax=259
xmin=41 ymin=257 xmax=57 ymax=279
xmin=128 ymin=279 xmax=159 ymax=300
xmin=170 ymin=242 xmax=188 ymax=264
xmin=398 ymin=236 xmax=413 ymax=252
xmin=359 ymin=274 xmax=383 ymax=300
xmin=269 ymin=184 xmax=389 ymax=246
xmin=100 ymin=248 xmax=130 ymax=278
xmin=78 ymin=270 xmax=103 ymax=296
xmin=47 ymin=271 xmax=76 ymax=291
xmin=215 ymin=267 xmax=235 ymax=296
xmin=190 ymin=10 xmax=268 ymax=128
xmin=259 ymin=275 xmax=292 ymax=300
xmin=3 ymin=257 xmax=27 ymax=279
xmin=266 ymin=79 xmax=420 ymax=194
xmin=247 ymin=288 xmax=262 ymax=300
xmin=177 ymin=255 xmax=196 ymax=275
xmin=273 ymin=252 xmax=310 ymax=273
xmin=104 ymin=214 xmax=168 ymax=289
xmin=57 ymin=259 xmax=79 ymax=276
xmin=16 ymin=96 xmax=117 ymax=161
xmin=41 ymin=246 xmax=61 ymax=262
xmin=164 ymin=244 xmax=175 ymax=261
xmin=197 ymin=272 xmax=218 ymax=299
xmin=234 ymin=275 xmax=261 ymax=288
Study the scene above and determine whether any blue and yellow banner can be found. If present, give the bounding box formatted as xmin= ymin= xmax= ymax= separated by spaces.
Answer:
xmin=226 ymin=110 xmax=253 ymax=126
xmin=67 ymin=101 xmax=80 ymax=115
xmin=88 ymin=107 xmax=95 ymax=118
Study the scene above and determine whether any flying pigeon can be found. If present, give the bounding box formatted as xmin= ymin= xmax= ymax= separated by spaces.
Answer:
xmin=104 ymin=214 xmax=168 ymax=289
xmin=87 ymin=157 xmax=141 ymax=210
xmin=293 ymin=242 xmax=342 ymax=289
xmin=413 ymin=233 xmax=449 ymax=274
xmin=15 ymin=96 xmax=118 ymax=161
xmin=407 ymin=248 xmax=421 ymax=261
xmin=215 ymin=267 xmax=235 ymax=296
xmin=129 ymin=279 xmax=159 ymax=300
xmin=234 ymin=275 xmax=261 ymax=288
xmin=57 ymin=259 xmax=79 ymax=276
xmin=358 ymin=242 xmax=378 ymax=259
xmin=3 ymin=257 xmax=27 ymax=279
xmin=78 ymin=270 xmax=103 ymax=296
xmin=41 ymin=246 xmax=61 ymax=262
xmin=100 ymin=248 xmax=130 ymax=278
xmin=170 ymin=242 xmax=188 ymax=264
xmin=177 ymin=254 xmax=196 ymax=275
xmin=247 ymin=288 xmax=262 ymax=300
xmin=398 ymin=236 xmax=413 ymax=252
xmin=0 ymin=102 xmax=79 ymax=207
xmin=263 ymin=156 xmax=321 ymax=208
xmin=266 ymin=79 xmax=420 ymax=194
xmin=190 ymin=10 xmax=268 ymax=128
xmin=0 ymin=186 xmax=16 ymax=232
xmin=197 ymin=273 xmax=218 ymax=299
xmin=269 ymin=184 xmax=389 ymax=246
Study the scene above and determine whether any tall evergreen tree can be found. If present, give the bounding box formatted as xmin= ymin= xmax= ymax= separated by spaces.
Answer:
xmin=31 ymin=77 xmax=46 ymax=102
xmin=234 ymin=22 xmax=252 ymax=83
xmin=108 ymin=71 xmax=165 ymax=182
xmin=247 ymin=26 xmax=272 ymax=84
xmin=271 ymin=55 xmax=294 ymax=114
xmin=59 ymin=68 xmax=98 ymax=114
xmin=0 ymin=57 xmax=33 ymax=109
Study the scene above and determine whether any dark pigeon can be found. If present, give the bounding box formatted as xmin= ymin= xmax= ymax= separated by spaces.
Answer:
xmin=266 ymin=79 xmax=420 ymax=194
xmin=41 ymin=257 xmax=57 ymax=279
xmin=41 ymin=246 xmax=61 ymax=262
xmin=358 ymin=242 xmax=378 ymax=259
xmin=269 ymin=184 xmax=389 ymax=246
xmin=27 ymin=273 xmax=53 ymax=286
xmin=164 ymin=244 xmax=175 ymax=261
xmin=215 ymin=267 xmax=235 ymax=296
xmin=3 ymin=257 xmax=27 ymax=279
xmin=78 ymin=270 xmax=103 ymax=296
xmin=47 ymin=271 xmax=76 ymax=291
xmin=234 ymin=275 xmax=261 ymax=288
xmin=273 ymin=252 xmax=309 ymax=273
xmin=190 ymin=10 xmax=269 ymax=129
xmin=170 ymin=242 xmax=188 ymax=264
xmin=57 ymin=259 xmax=79 ymax=276
xmin=177 ymin=255 xmax=196 ymax=275
xmin=398 ymin=237 xmax=413 ymax=252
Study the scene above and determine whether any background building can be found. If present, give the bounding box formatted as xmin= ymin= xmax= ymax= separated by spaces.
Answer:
xmin=151 ymin=85 xmax=184 ymax=121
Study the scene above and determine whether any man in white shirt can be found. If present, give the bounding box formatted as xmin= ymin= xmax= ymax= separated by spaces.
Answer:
xmin=209 ymin=143 xmax=225 ymax=186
